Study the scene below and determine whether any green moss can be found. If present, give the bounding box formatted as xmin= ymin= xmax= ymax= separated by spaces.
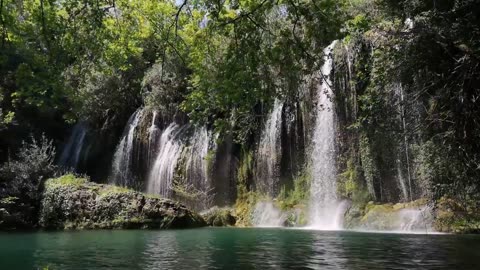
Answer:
xmin=202 ymin=207 xmax=236 ymax=226
xmin=338 ymin=159 xmax=361 ymax=199
xmin=0 ymin=196 xmax=18 ymax=205
xmin=45 ymin=174 xmax=88 ymax=188
xmin=234 ymin=191 xmax=261 ymax=227
xmin=145 ymin=193 xmax=162 ymax=200
xmin=277 ymin=170 xmax=311 ymax=210
xmin=99 ymin=185 xmax=132 ymax=197
xmin=39 ymin=173 xmax=207 ymax=230
xmin=234 ymin=148 xmax=256 ymax=226
xmin=205 ymin=149 xmax=216 ymax=173
xmin=434 ymin=196 xmax=480 ymax=233
xmin=237 ymin=148 xmax=253 ymax=188
xmin=359 ymin=134 xmax=377 ymax=198
xmin=344 ymin=198 xmax=433 ymax=230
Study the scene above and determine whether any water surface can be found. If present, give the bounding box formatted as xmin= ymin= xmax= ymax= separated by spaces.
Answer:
xmin=1 ymin=228 xmax=479 ymax=269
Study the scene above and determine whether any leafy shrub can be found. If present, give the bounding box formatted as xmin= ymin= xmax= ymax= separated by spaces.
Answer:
xmin=142 ymin=59 xmax=188 ymax=118
xmin=0 ymin=135 xmax=56 ymax=201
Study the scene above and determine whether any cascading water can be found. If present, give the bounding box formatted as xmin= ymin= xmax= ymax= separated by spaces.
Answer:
xmin=255 ymin=99 xmax=284 ymax=196
xmin=396 ymin=161 xmax=409 ymax=202
xmin=185 ymin=127 xmax=210 ymax=191
xmin=147 ymin=111 xmax=161 ymax=166
xmin=58 ymin=122 xmax=88 ymax=170
xmin=396 ymin=83 xmax=413 ymax=202
xmin=147 ymin=123 xmax=185 ymax=197
xmin=111 ymin=109 xmax=144 ymax=187
xmin=146 ymin=123 xmax=212 ymax=206
xmin=308 ymin=40 xmax=346 ymax=230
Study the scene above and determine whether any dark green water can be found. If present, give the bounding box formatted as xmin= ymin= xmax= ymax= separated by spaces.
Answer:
xmin=1 ymin=228 xmax=479 ymax=270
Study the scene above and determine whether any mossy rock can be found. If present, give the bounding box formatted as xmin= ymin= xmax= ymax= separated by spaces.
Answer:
xmin=39 ymin=174 xmax=206 ymax=230
xmin=283 ymin=206 xmax=308 ymax=227
xmin=344 ymin=199 xmax=433 ymax=231
xmin=201 ymin=207 xmax=236 ymax=227
xmin=433 ymin=196 xmax=480 ymax=233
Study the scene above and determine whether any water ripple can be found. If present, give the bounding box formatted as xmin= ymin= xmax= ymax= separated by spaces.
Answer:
xmin=0 ymin=228 xmax=479 ymax=269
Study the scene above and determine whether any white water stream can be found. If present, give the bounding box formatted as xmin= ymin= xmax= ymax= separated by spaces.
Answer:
xmin=255 ymin=99 xmax=284 ymax=196
xmin=111 ymin=109 xmax=144 ymax=186
xmin=59 ymin=122 xmax=88 ymax=170
xmin=308 ymin=41 xmax=347 ymax=230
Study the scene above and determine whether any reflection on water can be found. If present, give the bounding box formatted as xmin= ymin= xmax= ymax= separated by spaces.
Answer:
xmin=0 ymin=228 xmax=479 ymax=269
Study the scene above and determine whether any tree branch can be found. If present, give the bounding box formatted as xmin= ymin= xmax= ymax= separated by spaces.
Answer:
xmin=175 ymin=0 xmax=187 ymax=37
xmin=39 ymin=0 xmax=50 ymax=51
xmin=218 ymin=0 xmax=270 ymax=27
xmin=0 ymin=0 xmax=6 ymax=48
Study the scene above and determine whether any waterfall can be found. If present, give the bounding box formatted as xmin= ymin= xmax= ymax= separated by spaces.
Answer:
xmin=148 ymin=111 xmax=161 ymax=166
xmin=255 ymin=99 xmax=284 ymax=196
xmin=396 ymin=160 xmax=409 ymax=202
xmin=399 ymin=83 xmax=413 ymax=202
xmin=185 ymin=127 xmax=210 ymax=191
xmin=146 ymin=123 xmax=212 ymax=207
xmin=308 ymin=40 xmax=345 ymax=230
xmin=58 ymin=122 xmax=88 ymax=170
xmin=108 ymin=106 xmax=213 ymax=207
xmin=111 ymin=109 xmax=144 ymax=187
xmin=394 ymin=83 xmax=413 ymax=202
xmin=252 ymin=201 xmax=285 ymax=227
xmin=147 ymin=123 xmax=185 ymax=197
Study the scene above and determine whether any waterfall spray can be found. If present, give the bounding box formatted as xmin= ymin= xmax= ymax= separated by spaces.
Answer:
xmin=252 ymin=201 xmax=286 ymax=227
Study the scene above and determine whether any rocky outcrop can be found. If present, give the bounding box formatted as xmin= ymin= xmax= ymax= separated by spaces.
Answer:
xmin=201 ymin=207 xmax=236 ymax=226
xmin=39 ymin=174 xmax=206 ymax=230
xmin=343 ymin=199 xmax=434 ymax=232
xmin=433 ymin=197 xmax=480 ymax=234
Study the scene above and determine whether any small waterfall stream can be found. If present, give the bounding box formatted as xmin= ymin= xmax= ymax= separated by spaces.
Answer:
xmin=184 ymin=127 xmax=210 ymax=191
xmin=146 ymin=123 xmax=212 ymax=209
xmin=396 ymin=83 xmax=413 ymax=202
xmin=110 ymin=109 xmax=144 ymax=187
xmin=255 ymin=99 xmax=284 ymax=196
xmin=59 ymin=122 xmax=88 ymax=170
xmin=147 ymin=123 xmax=185 ymax=197
xmin=308 ymin=41 xmax=346 ymax=230
xmin=147 ymin=111 xmax=161 ymax=166
xmin=396 ymin=161 xmax=409 ymax=202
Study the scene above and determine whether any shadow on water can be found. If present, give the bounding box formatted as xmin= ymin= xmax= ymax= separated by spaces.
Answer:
xmin=1 ymin=228 xmax=480 ymax=269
